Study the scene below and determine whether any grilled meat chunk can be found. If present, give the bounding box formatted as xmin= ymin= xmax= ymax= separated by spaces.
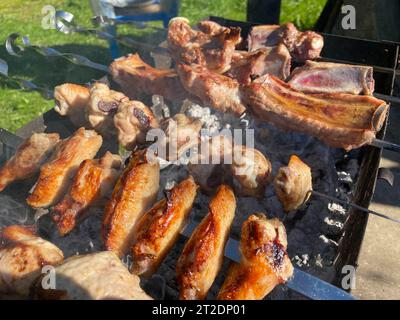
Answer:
xmin=52 ymin=152 xmax=123 ymax=236
xmin=0 ymin=133 xmax=60 ymax=192
xmin=131 ymin=176 xmax=198 ymax=277
xmin=27 ymin=128 xmax=103 ymax=208
xmin=114 ymin=100 xmax=159 ymax=150
xmin=177 ymin=63 xmax=246 ymax=116
xmin=168 ymin=18 xmax=242 ymax=74
xmin=242 ymin=74 xmax=388 ymax=150
xmin=176 ymin=184 xmax=236 ymax=300
xmin=217 ymin=214 xmax=293 ymax=300
xmin=110 ymin=53 xmax=196 ymax=102
xmin=102 ymin=149 xmax=160 ymax=257
xmin=31 ymin=251 xmax=152 ymax=300
xmin=226 ymin=45 xmax=291 ymax=83
xmin=274 ymin=155 xmax=312 ymax=212
xmin=248 ymin=23 xmax=324 ymax=62
xmin=54 ymin=83 xmax=90 ymax=127
xmin=87 ymin=83 xmax=129 ymax=137
xmin=0 ymin=225 xmax=64 ymax=298
xmin=288 ymin=60 xmax=375 ymax=95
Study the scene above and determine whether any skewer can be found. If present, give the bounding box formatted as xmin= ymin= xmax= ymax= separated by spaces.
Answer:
xmin=5 ymin=34 xmax=400 ymax=154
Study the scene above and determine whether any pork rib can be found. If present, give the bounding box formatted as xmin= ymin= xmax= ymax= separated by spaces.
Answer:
xmin=242 ymin=74 xmax=388 ymax=150
xmin=248 ymin=23 xmax=324 ymax=62
xmin=288 ymin=60 xmax=375 ymax=95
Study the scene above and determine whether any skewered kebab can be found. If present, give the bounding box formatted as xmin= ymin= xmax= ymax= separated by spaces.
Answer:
xmin=52 ymin=152 xmax=123 ymax=236
xmin=243 ymin=74 xmax=388 ymax=151
xmin=31 ymin=251 xmax=152 ymax=300
xmin=176 ymin=184 xmax=236 ymax=300
xmin=102 ymin=149 xmax=160 ymax=257
xmin=288 ymin=61 xmax=375 ymax=95
xmin=168 ymin=17 xmax=242 ymax=74
xmin=27 ymin=128 xmax=103 ymax=208
xmin=248 ymin=23 xmax=324 ymax=62
xmin=131 ymin=176 xmax=198 ymax=277
xmin=217 ymin=214 xmax=293 ymax=300
xmin=0 ymin=225 xmax=64 ymax=298
xmin=0 ymin=133 xmax=60 ymax=192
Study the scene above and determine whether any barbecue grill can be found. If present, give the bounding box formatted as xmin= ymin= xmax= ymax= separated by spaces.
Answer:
xmin=0 ymin=14 xmax=399 ymax=300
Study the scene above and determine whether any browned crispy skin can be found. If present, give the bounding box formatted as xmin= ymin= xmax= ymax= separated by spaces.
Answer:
xmin=242 ymin=74 xmax=388 ymax=150
xmin=177 ymin=63 xmax=247 ymax=116
xmin=168 ymin=18 xmax=242 ymax=74
xmin=114 ymin=99 xmax=159 ymax=150
xmin=274 ymin=155 xmax=313 ymax=212
xmin=248 ymin=23 xmax=324 ymax=62
xmin=131 ymin=176 xmax=198 ymax=277
xmin=0 ymin=225 xmax=64 ymax=298
xmin=217 ymin=214 xmax=293 ymax=300
xmin=102 ymin=149 xmax=160 ymax=257
xmin=52 ymin=152 xmax=123 ymax=236
xmin=27 ymin=128 xmax=103 ymax=208
xmin=54 ymin=83 xmax=90 ymax=127
xmin=226 ymin=45 xmax=291 ymax=83
xmin=288 ymin=60 xmax=375 ymax=95
xmin=176 ymin=184 xmax=236 ymax=300
xmin=110 ymin=53 xmax=196 ymax=102
xmin=0 ymin=133 xmax=60 ymax=192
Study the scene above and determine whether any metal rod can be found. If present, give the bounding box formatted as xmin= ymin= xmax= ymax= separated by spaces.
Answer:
xmin=181 ymin=219 xmax=356 ymax=300
xmin=310 ymin=190 xmax=400 ymax=224
xmin=370 ymin=138 xmax=400 ymax=153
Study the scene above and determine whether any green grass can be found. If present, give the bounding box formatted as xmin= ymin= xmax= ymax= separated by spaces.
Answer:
xmin=0 ymin=0 xmax=326 ymax=132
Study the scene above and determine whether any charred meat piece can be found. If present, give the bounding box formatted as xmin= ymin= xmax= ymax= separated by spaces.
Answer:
xmin=231 ymin=145 xmax=272 ymax=198
xmin=114 ymin=100 xmax=159 ymax=150
xmin=248 ymin=23 xmax=324 ymax=62
xmin=274 ymin=155 xmax=312 ymax=212
xmin=110 ymin=53 xmax=196 ymax=102
xmin=159 ymin=113 xmax=203 ymax=162
xmin=0 ymin=225 xmax=64 ymax=298
xmin=0 ymin=133 xmax=60 ymax=192
xmin=52 ymin=152 xmax=123 ymax=236
xmin=242 ymin=74 xmax=388 ymax=150
xmin=27 ymin=128 xmax=103 ymax=208
xmin=217 ymin=214 xmax=293 ymax=300
xmin=54 ymin=83 xmax=90 ymax=127
xmin=131 ymin=176 xmax=198 ymax=277
xmin=288 ymin=60 xmax=375 ymax=95
xmin=102 ymin=149 xmax=160 ymax=257
xmin=87 ymin=83 xmax=129 ymax=137
xmin=226 ymin=45 xmax=291 ymax=83
xmin=177 ymin=63 xmax=246 ymax=116
xmin=176 ymin=184 xmax=236 ymax=300
xmin=168 ymin=18 xmax=241 ymax=73
xmin=31 ymin=251 xmax=152 ymax=300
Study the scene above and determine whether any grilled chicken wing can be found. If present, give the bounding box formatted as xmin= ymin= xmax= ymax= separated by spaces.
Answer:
xmin=176 ymin=184 xmax=236 ymax=300
xmin=103 ymin=149 xmax=160 ymax=257
xmin=27 ymin=128 xmax=103 ymax=208
xmin=0 ymin=133 xmax=60 ymax=192
xmin=0 ymin=225 xmax=64 ymax=298
xmin=54 ymin=83 xmax=90 ymax=127
xmin=177 ymin=63 xmax=246 ymax=116
xmin=86 ymin=83 xmax=128 ymax=137
xmin=274 ymin=155 xmax=312 ymax=212
xmin=168 ymin=18 xmax=241 ymax=74
xmin=52 ymin=152 xmax=123 ymax=236
xmin=226 ymin=45 xmax=291 ymax=83
xmin=31 ymin=251 xmax=152 ymax=300
xmin=243 ymin=74 xmax=388 ymax=150
xmin=110 ymin=53 xmax=196 ymax=102
xmin=248 ymin=23 xmax=324 ymax=62
xmin=131 ymin=176 xmax=198 ymax=277
xmin=113 ymin=99 xmax=159 ymax=150
xmin=217 ymin=214 xmax=293 ymax=300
